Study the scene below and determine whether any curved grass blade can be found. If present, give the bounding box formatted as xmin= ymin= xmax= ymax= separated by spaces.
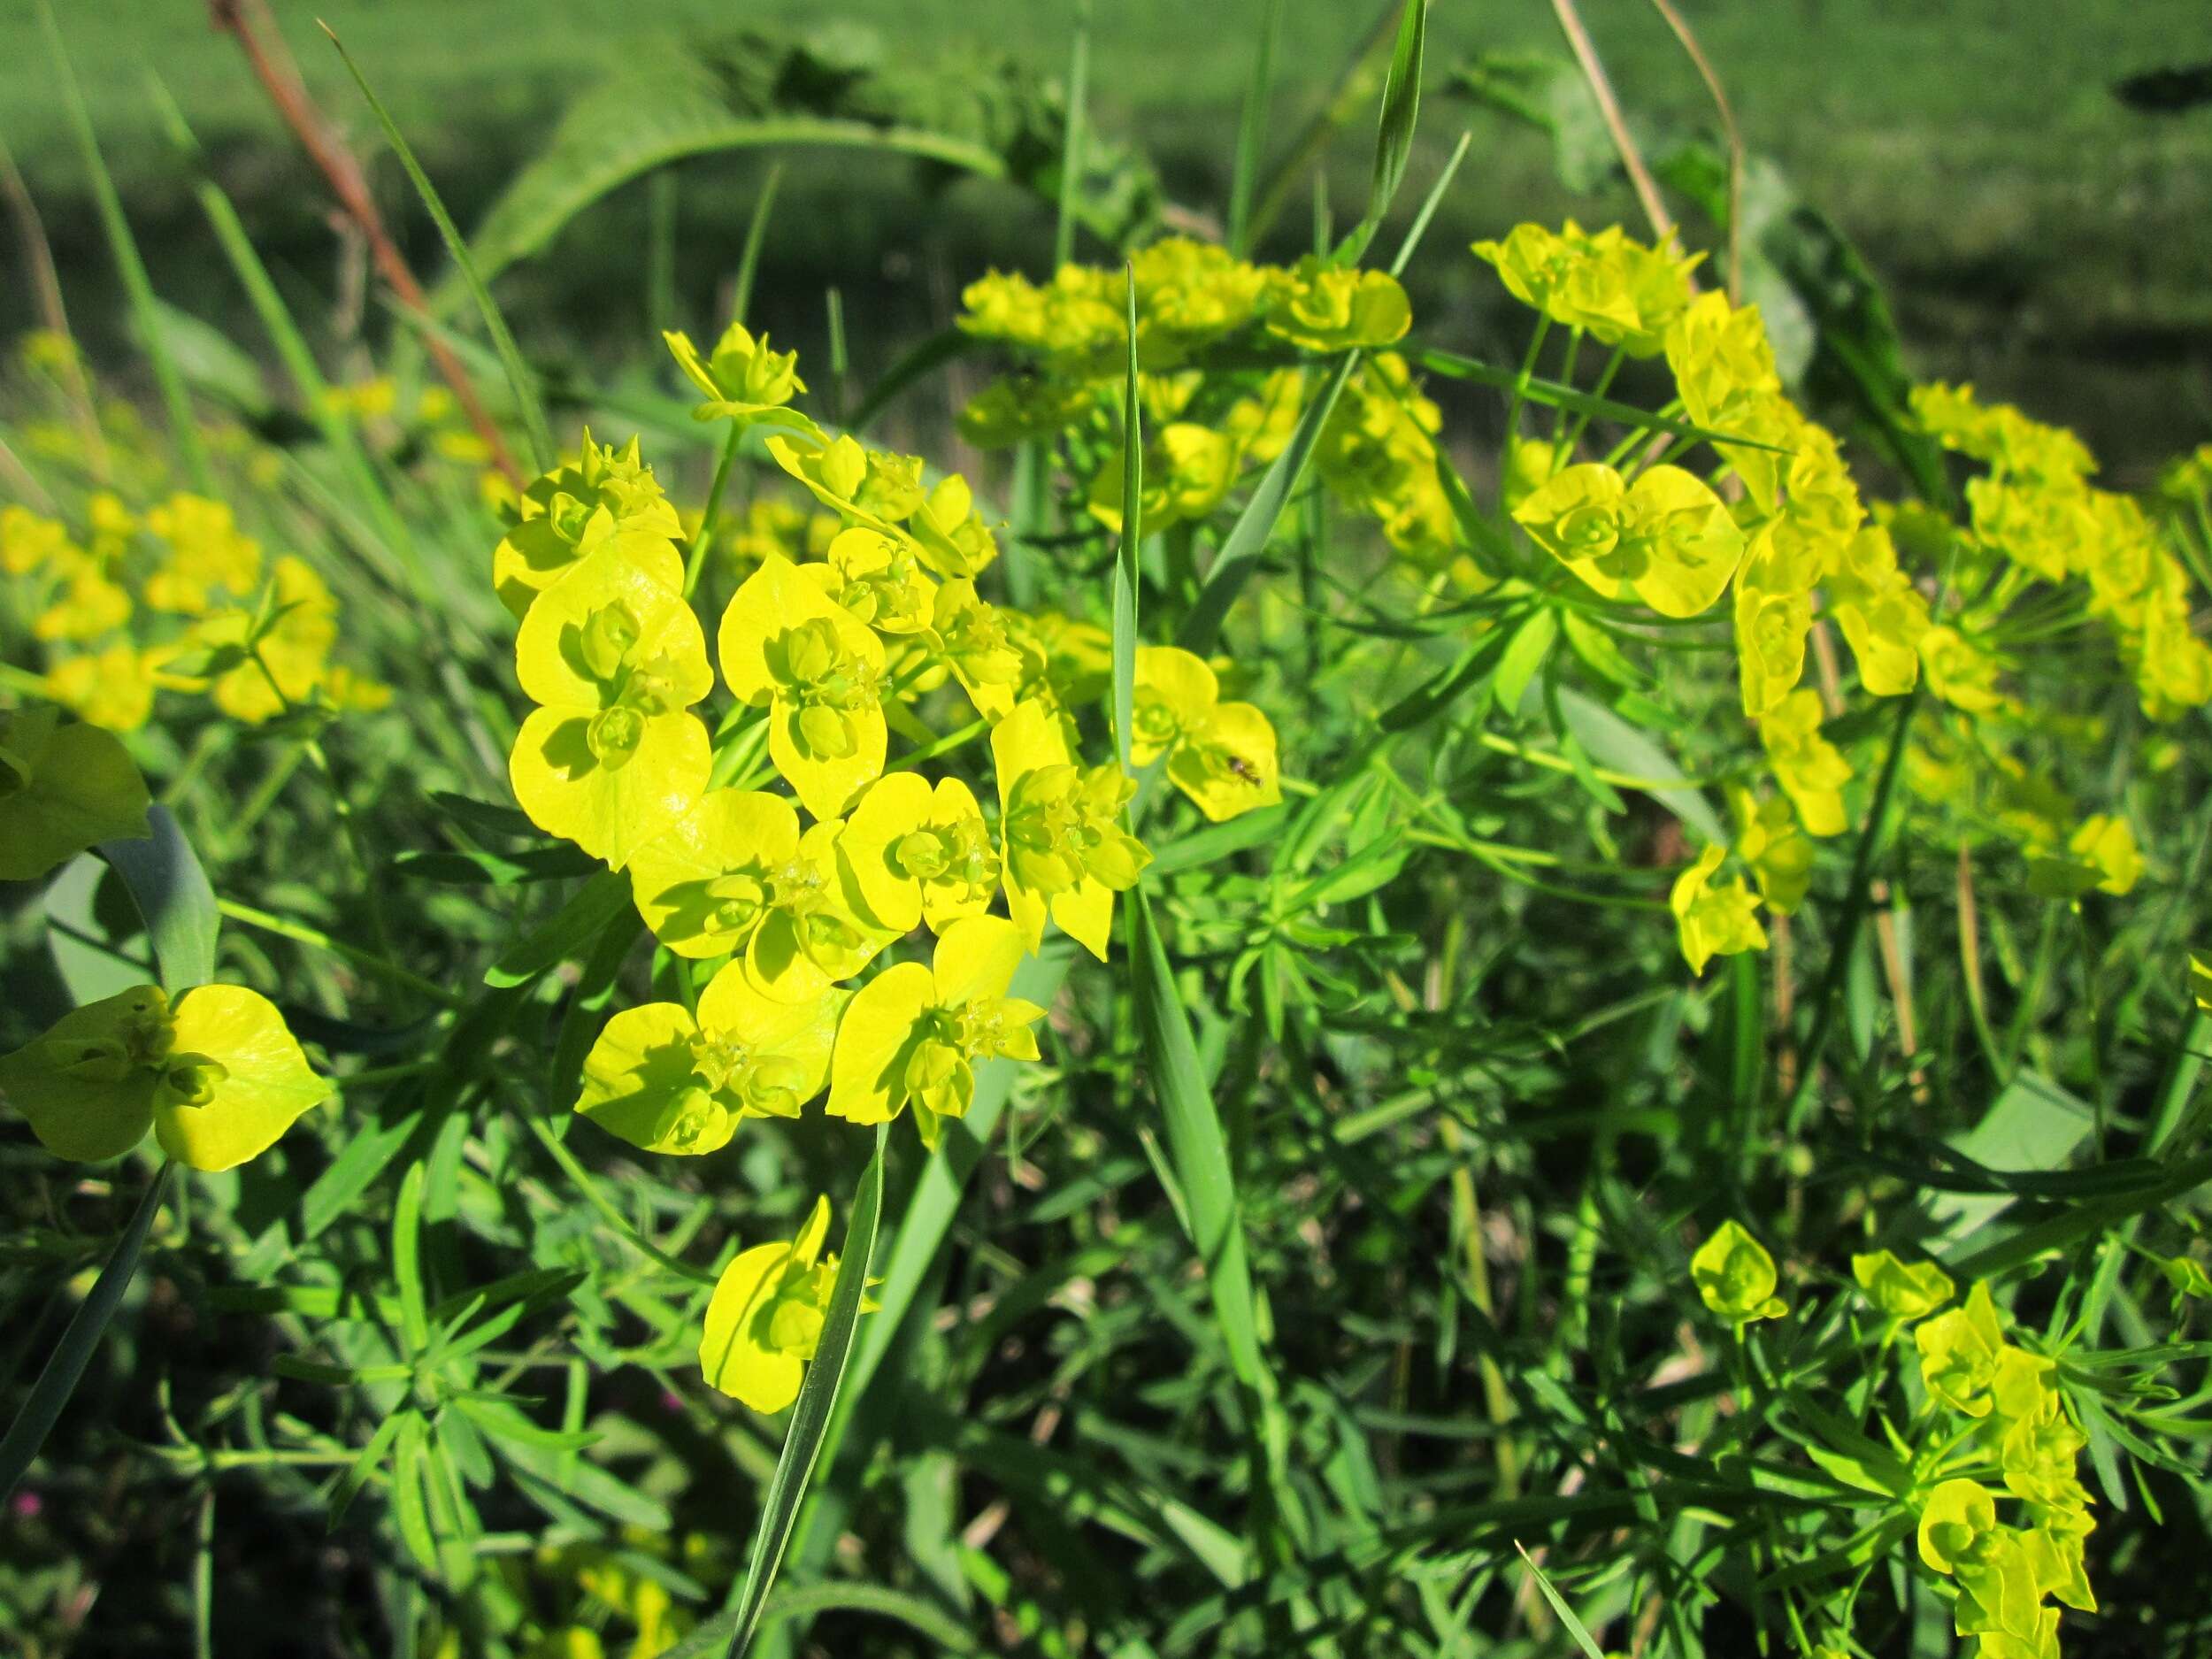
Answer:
xmin=37 ymin=0 xmax=210 ymax=492
xmin=722 ymin=1126 xmax=888 ymax=1658
xmin=0 ymin=1162 xmax=176 ymax=1502
xmin=101 ymin=804 xmax=220 ymax=994
xmin=667 ymin=1581 xmax=978 ymax=1658
xmin=1112 ymin=270 xmax=1141 ymax=772
xmin=1339 ymin=0 xmax=1429 ymax=264
xmin=322 ymin=24 xmax=554 ymax=472
xmin=1180 ymin=352 xmax=1359 ymax=655
xmin=1053 ymin=0 xmax=1093 ymax=269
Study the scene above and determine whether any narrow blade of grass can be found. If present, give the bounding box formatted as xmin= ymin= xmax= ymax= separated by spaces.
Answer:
xmin=0 ymin=1162 xmax=176 ymax=1502
xmin=1053 ymin=0 xmax=1093 ymax=269
xmin=38 ymin=0 xmax=210 ymax=492
xmin=323 ymin=23 xmax=554 ymax=472
xmin=1226 ymin=0 xmax=1284 ymax=255
xmin=1112 ymin=268 xmax=1141 ymax=773
xmin=1180 ymin=353 xmax=1359 ymax=654
xmin=721 ymin=1125 xmax=888 ymax=1658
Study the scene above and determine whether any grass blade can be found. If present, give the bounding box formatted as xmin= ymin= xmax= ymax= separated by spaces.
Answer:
xmin=38 ymin=0 xmax=210 ymax=492
xmin=1113 ymin=269 xmax=1141 ymax=772
xmin=1126 ymin=887 xmax=1275 ymax=1403
xmin=322 ymin=23 xmax=555 ymax=472
xmin=1343 ymin=0 xmax=1429 ymax=262
xmin=1514 ymin=1544 xmax=1609 ymax=1659
xmin=1180 ymin=353 xmax=1359 ymax=654
xmin=0 ymin=1163 xmax=176 ymax=1502
xmin=722 ymin=1125 xmax=888 ymax=1658
xmin=1053 ymin=0 xmax=1093 ymax=269
xmin=1227 ymin=0 xmax=1284 ymax=255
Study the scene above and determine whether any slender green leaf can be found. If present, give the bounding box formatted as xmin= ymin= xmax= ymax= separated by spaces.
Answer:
xmin=1181 ymin=353 xmax=1359 ymax=653
xmin=324 ymin=24 xmax=554 ymax=470
xmin=723 ymin=1127 xmax=888 ymax=1657
xmin=0 ymin=1164 xmax=175 ymax=1502
xmin=1113 ymin=270 xmax=1141 ymax=773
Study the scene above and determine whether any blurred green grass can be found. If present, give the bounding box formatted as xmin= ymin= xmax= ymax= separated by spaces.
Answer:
xmin=3 ymin=0 xmax=2208 ymax=471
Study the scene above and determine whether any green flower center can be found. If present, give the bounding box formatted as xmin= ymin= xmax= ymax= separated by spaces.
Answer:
xmin=159 ymin=1054 xmax=230 ymax=1111
xmin=776 ymin=618 xmax=880 ymax=760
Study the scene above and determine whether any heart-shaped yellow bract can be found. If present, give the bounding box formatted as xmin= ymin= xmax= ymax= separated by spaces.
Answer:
xmin=990 ymin=699 xmax=1148 ymax=960
xmin=574 ymin=963 xmax=843 ymax=1157
xmin=1 ymin=983 xmax=327 ymax=1171
xmin=826 ymin=915 xmax=1044 ymax=1149
xmin=1513 ymin=462 xmax=1743 ymax=618
xmin=699 ymin=1195 xmax=873 ymax=1415
xmin=718 ymin=554 xmax=888 ymax=822
xmin=837 ymin=772 xmax=998 ymax=937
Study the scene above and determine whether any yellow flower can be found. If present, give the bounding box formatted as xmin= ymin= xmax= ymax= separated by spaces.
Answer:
xmin=1671 ymin=843 xmax=1768 ymax=976
xmin=46 ymin=642 xmax=183 ymax=733
xmin=957 ymin=375 xmax=1099 ymax=449
xmin=1916 ymin=1479 xmax=1999 ymax=1575
xmin=718 ymin=554 xmax=889 ymax=821
xmin=1824 ymin=525 xmax=1929 ymax=696
xmin=574 ymin=963 xmax=841 ymax=1155
xmin=700 ymin=1195 xmax=868 ymax=1413
xmin=2072 ymin=814 xmax=2144 ymax=897
xmin=0 ymin=983 xmax=328 ymax=1170
xmin=1473 ymin=221 xmax=1698 ymax=356
xmin=626 ymin=789 xmax=889 ymax=998
xmin=663 ymin=320 xmax=816 ymax=433
xmin=1689 ymin=1219 xmax=1786 ymax=1325
xmin=1132 ymin=646 xmax=1282 ymax=822
xmin=807 ymin=526 xmax=936 ymax=636
xmin=927 ymin=579 xmax=1025 ymax=723
xmin=1664 ymin=294 xmax=1786 ymax=509
xmin=1262 ymin=257 xmax=1411 ymax=353
xmin=1732 ymin=522 xmax=1817 ymax=717
xmin=491 ymin=434 xmax=684 ymax=619
xmin=1760 ymin=689 xmax=1851 ymax=838
xmin=1 ymin=504 xmax=73 ymax=575
xmin=202 ymin=555 xmax=341 ymax=724
xmin=0 ymin=705 xmax=150 ymax=881
xmin=909 ymin=473 xmax=1000 ymax=580
xmin=826 ymin=914 xmax=1045 ymax=1148
xmin=1851 ymin=1249 xmax=1954 ymax=1324
xmin=1728 ymin=785 xmax=1814 ymax=916
xmin=837 ymin=772 xmax=999 ymax=934
xmin=1088 ymin=422 xmax=1237 ymax=535
xmin=1916 ymin=1281 xmax=2006 ymax=1417
xmin=1513 ymin=462 xmax=1744 ymax=618
xmin=2193 ymin=949 xmax=2212 ymax=1012
xmin=33 ymin=555 xmax=132 ymax=642
xmin=144 ymin=494 xmax=262 ymax=615
xmin=1918 ymin=626 xmax=2014 ymax=717
xmin=992 ymin=699 xmax=1150 ymax=960
xmin=510 ymin=550 xmax=714 ymax=868
xmin=766 ymin=433 xmax=927 ymax=536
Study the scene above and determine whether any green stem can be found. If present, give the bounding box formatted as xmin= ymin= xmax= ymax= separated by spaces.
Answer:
xmin=1782 ymin=693 xmax=1918 ymax=1136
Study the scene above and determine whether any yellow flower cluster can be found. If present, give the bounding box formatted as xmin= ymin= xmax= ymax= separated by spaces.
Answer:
xmin=1916 ymin=381 xmax=2212 ymax=721
xmin=1901 ymin=1275 xmax=2098 ymax=1659
xmin=495 ymin=323 xmax=1282 ymax=1412
xmin=2 ymin=491 xmax=390 ymax=732
xmin=1690 ymin=1226 xmax=2098 ymax=1659
xmin=956 ymin=238 xmax=1461 ymax=583
xmin=1476 ymin=224 xmax=2207 ymax=974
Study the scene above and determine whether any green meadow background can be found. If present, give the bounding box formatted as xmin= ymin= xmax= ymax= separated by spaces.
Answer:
xmin=4 ymin=0 xmax=2208 ymax=479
